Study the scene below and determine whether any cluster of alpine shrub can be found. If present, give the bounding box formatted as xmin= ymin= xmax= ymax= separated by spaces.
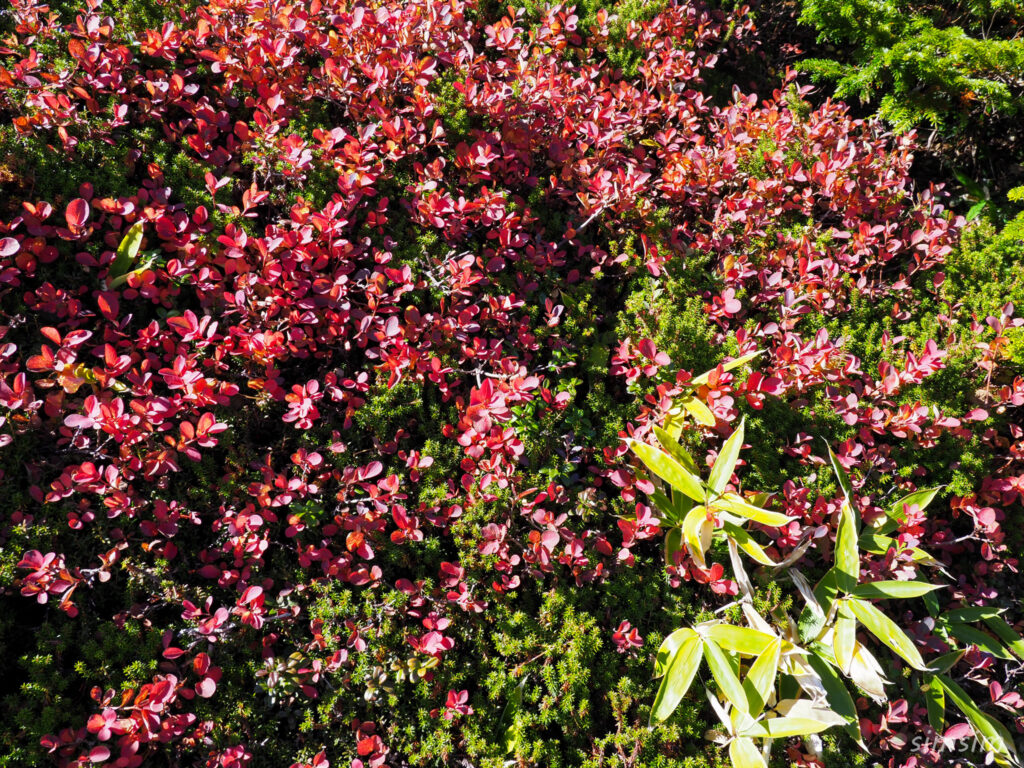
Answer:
xmin=792 ymin=0 xmax=1024 ymax=189
xmin=0 ymin=1 xmax=1022 ymax=768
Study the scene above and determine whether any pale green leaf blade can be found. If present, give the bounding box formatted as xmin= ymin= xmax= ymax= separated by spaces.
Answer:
xmin=650 ymin=490 xmax=681 ymax=527
xmin=655 ymin=628 xmax=696 ymax=677
xmin=703 ymin=639 xmax=748 ymax=714
xmin=651 ymin=635 xmax=703 ymax=723
xmin=924 ymin=678 xmax=945 ymax=731
xmin=629 ymin=440 xmax=705 ymax=501
xmin=763 ymin=716 xmax=834 ymax=738
xmin=858 ymin=532 xmax=894 ymax=555
xmin=109 ymin=222 xmax=144 ymax=279
xmin=942 ymin=607 xmax=1003 ymax=623
xmin=983 ymin=616 xmax=1024 ymax=660
xmin=805 ymin=652 xmax=865 ymax=749
xmin=847 ymin=598 xmax=928 ymax=671
xmin=743 ymin=637 xmax=780 ymax=715
xmin=936 ymin=674 xmax=1020 ymax=766
xmin=835 ymin=500 xmax=859 ymax=593
xmin=691 ymin=350 xmax=764 ymax=387
xmin=948 ymin=623 xmax=1013 ymax=660
xmin=682 ymin=505 xmax=712 ymax=569
xmin=679 ymin=395 xmax=717 ymax=426
xmin=722 ymin=521 xmax=777 ymax=566
xmin=716 ymin=493 xmax=793 ymax=527
xmin=654 ymin=426 xmax=699 ymax=475
xmin=708 ymin=418 xmax=744 ymax=496
xmin=887 ymin=487 xmax=941 ymax=523
xmin=850 ymin=580 xmax=943 ymax=600
xmin=664 ymin=527 xmax=684 ymax=567
xmin=834 ymin=610 xmax=857 ymax=675
xmin=706 ymin=624 xmax=775 ymax=657
xmin=827 ymin=444 xmax=853 ymax=504
xmin=728 ymin=737 xmax=767 ymax=768
xmin=106 ymin=257 xmax=155 ymax=289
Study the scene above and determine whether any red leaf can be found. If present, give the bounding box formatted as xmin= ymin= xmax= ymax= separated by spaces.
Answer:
xmin=89 ymin=746 xmax=111 ymax=763
xmin=195 ymin=676 xmax=217 ymax=698
xmin=66 ymin=198 xmax=90 ymax=229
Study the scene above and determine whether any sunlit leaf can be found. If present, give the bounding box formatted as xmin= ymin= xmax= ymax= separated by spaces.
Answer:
xmin=935 ymin=674 xmax=1020 ymax=766
xmin=651 ymin=635 xmax=703 ymax=723
xmin=727 ymin=537 xmax=755 ymax=600
xmin=942 ymin=606 xmax=1003 ymax=623
xmin=678 ymin=395 xmax=717 ymax=426
xmin=743 ymin=638 xmax=780 ymax=715
xmin=833 ymin=608 xmax=856 ymax=675
xmin=763 ymin=715 xmax=834 ymax=738
xmin=706 ymin=624 xmax=776 ymax=657
xmin=835 ymin=500 xmax=859 ymax=593
xmin=924 ymin=678 xmax=945 ymax=731
xmin=888 ymin=487 xmax=941 ymax=523
xmin=654 ymin=426 xmax=699 ymax=475
xmin=108 ymin=222 xmax=144 ymax=280
xmin=655 ymin=628 xmax=697 ymax=677
xmin=629 ymin=440 xmax=705 ymax=501
xmin=682 ymin=505 xmax=712 ymax=569
xmin=928 ymin=650 xmax=966 ymax=675
xmin=826 ymin=445 xmax=853 ymax=504
xmin=795 ymin=569 xmax=829 ymax=644
xmin=858 ymin=533 xmax=947 ymax=571
xmin=805 ymin=653 xmax=864 ymax=748
xmin=728 ymin=737 xmax=767 ymax=768
xmin=650 ymin=490 xmax=684 ymax=528
xmin=715 ymin=493 xmax=792 ymax=527
xmin=704 ymin=639 xmax=748 ymax=714
xmin=850 ymin=580 xmax=943 ymax=600
xmin=774 ymin=698 xmax=849 ymax=728
xmin=722 ymin=521 xmax=777 ymax=566
xmin=983 ymin=616 xmax=1024 ymax=660
xmin=846 ymin=642 xmax=889 ymax=702
xmin=664 ymin=527 xmax=684 ymax=566
xmin=947 ymin=623 xmax=1013 ymax=660
xmin=846 ymin=598 xmax=928 ymax=670
xmin=708 ymin=418 xmax=744 ymax=496
xmin=691 ymin=351 xmax=764 ymax=387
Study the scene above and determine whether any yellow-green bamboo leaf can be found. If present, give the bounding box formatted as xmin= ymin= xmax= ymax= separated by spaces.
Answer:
xmin=708 ymin=418 xmax=745 ymax=496
xmin=847 ymin=598 xmax=928 ymax=671
xmin=728 ymin=737 xmax=767 ymax=768
xmin=628 ymin=440 xmax=705 ymax=501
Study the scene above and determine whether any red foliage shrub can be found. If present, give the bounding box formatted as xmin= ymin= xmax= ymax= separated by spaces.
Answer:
xmin=0 ymin=0 xmax=1021 ymax=766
